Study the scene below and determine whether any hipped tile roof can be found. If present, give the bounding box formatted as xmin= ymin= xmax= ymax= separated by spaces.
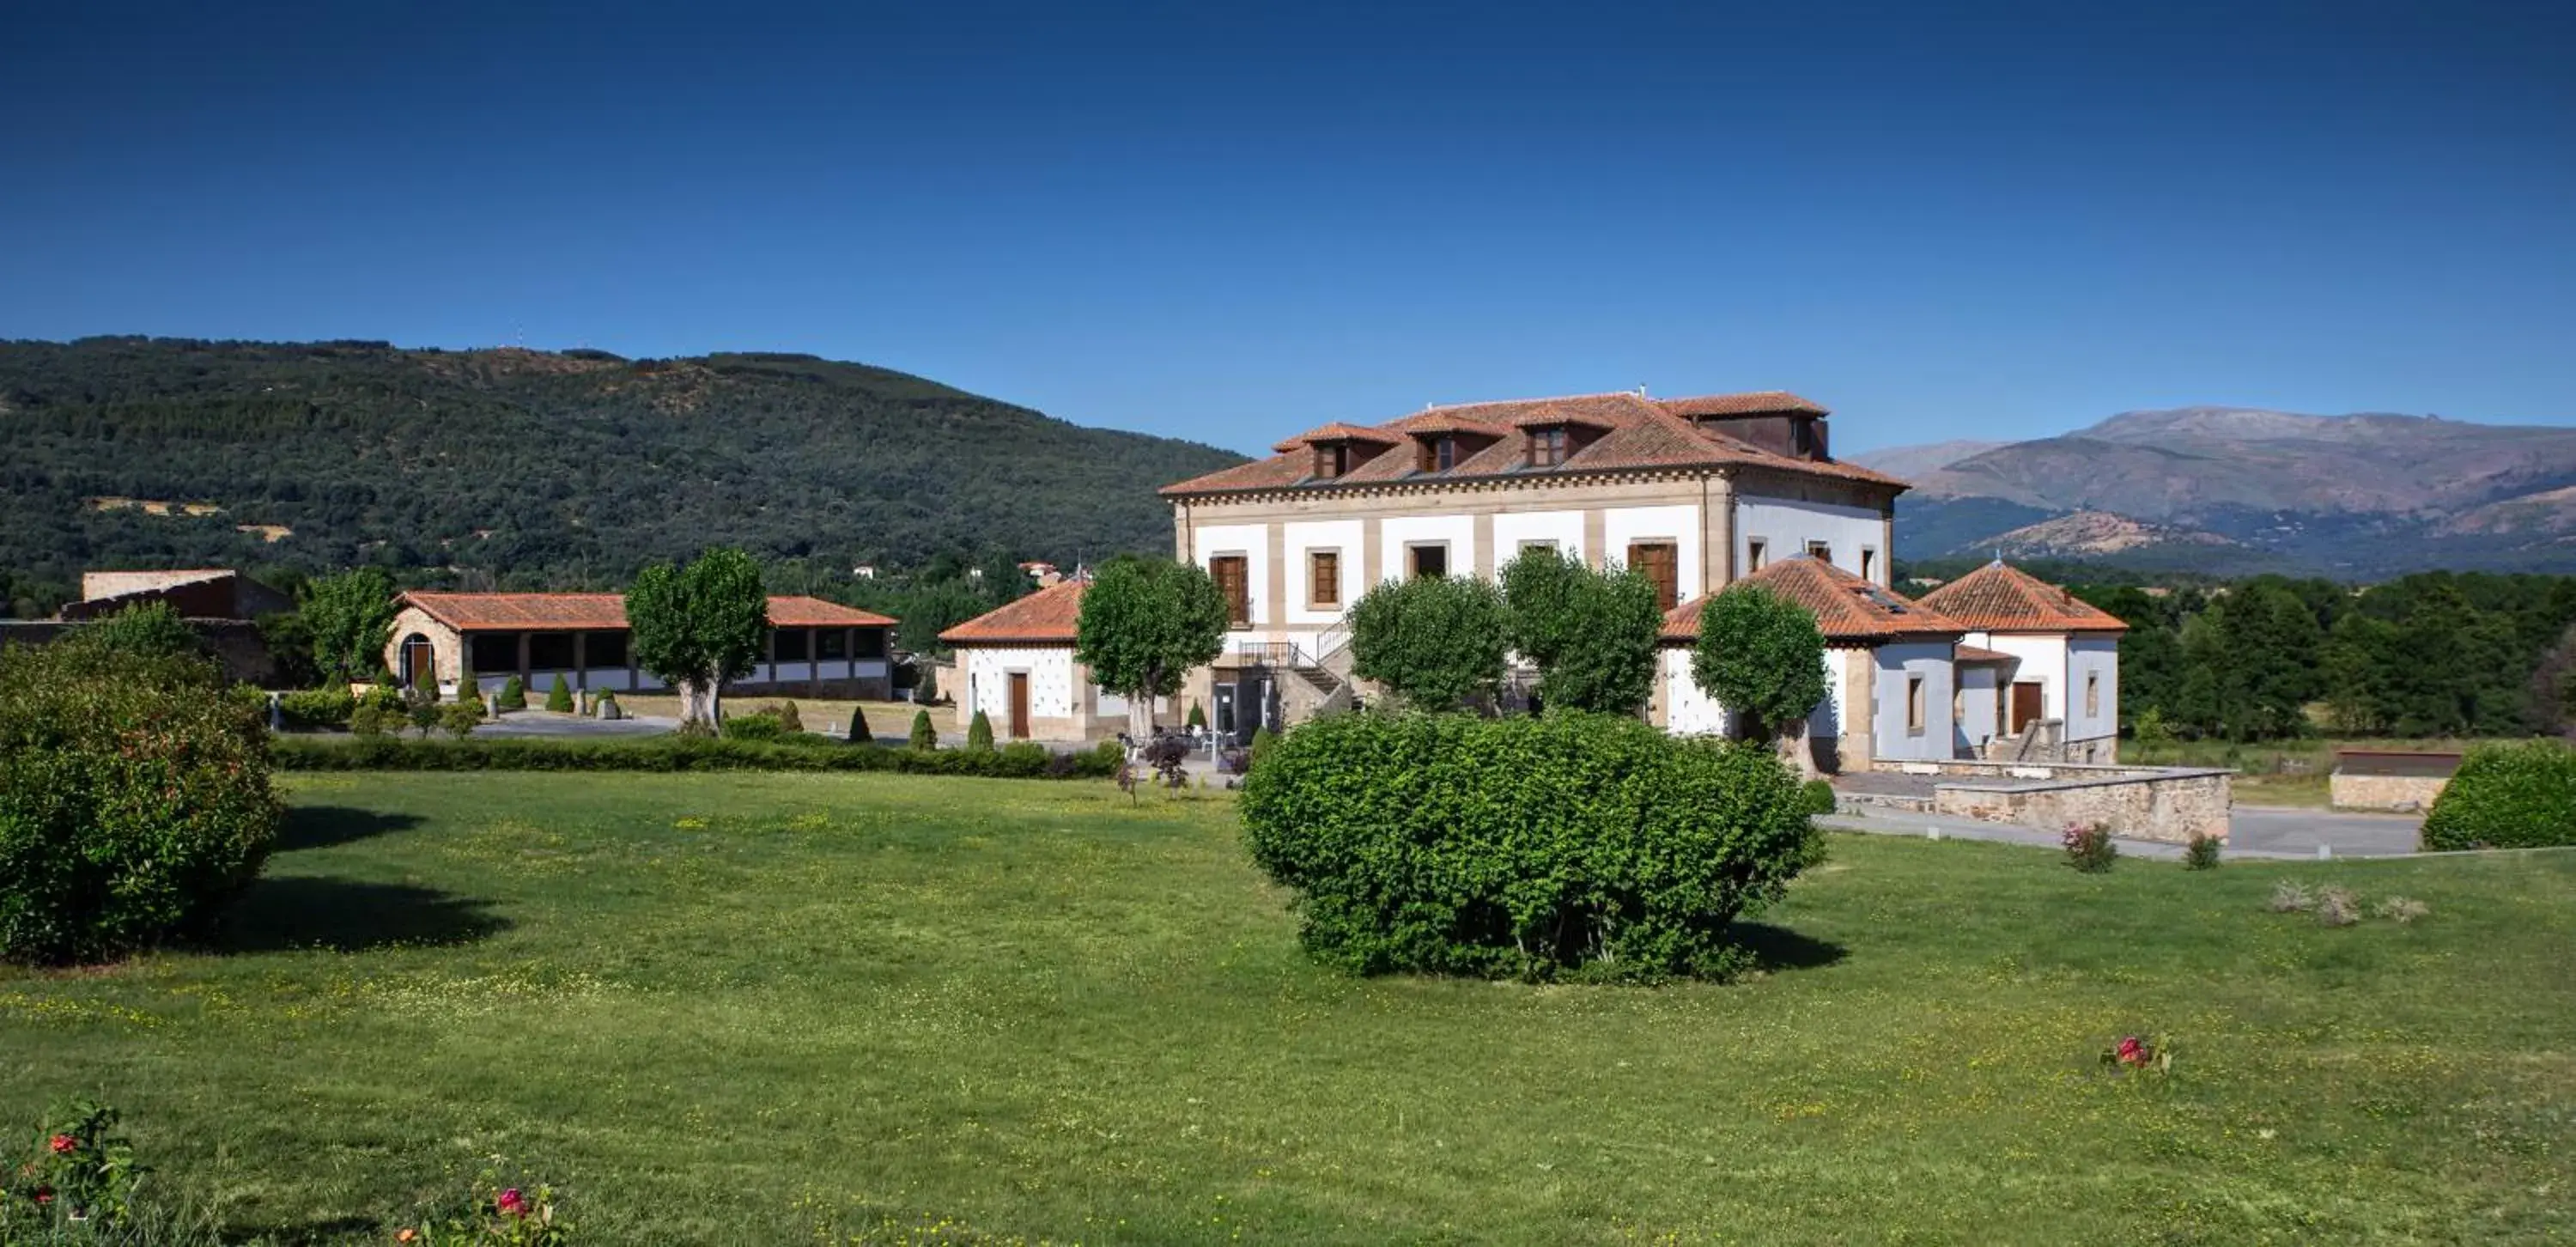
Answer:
xmin=400 ymin=592 xmax=894 ymax=632
xmin=1271 ymin=423 xmax=1403 ymax=453
xmin=1659 ymin=557 xmax=1965 ymax=645
xmin=1165 ymin=389 xmax=1901 ymax=496
xmin=1953 ymin=644 xmax=2018 ymax=664
xmin=1911 ymin=562 xmax=2129 ymax=634
xmin=939 ymin=580 xmax=1086 ymax=646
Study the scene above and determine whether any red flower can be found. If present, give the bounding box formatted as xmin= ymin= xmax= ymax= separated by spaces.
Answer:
xmin=496 ymin=1188 xmax=528 ymax=1218
xmin=32 ymin=1186 xmax=53 ymax=1206
xmin=47 ymin=1134 xmax=76 ymax=1155
xmin=2116 ymin=1037 xmax=2148 ymax=1066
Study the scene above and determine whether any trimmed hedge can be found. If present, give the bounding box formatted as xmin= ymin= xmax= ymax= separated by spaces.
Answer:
xmin=276 ymin=689 xmax=355 ymax=730
xmin=1241 ymin=710 xmax=1822 ymax=982
xmin=496 ymin=675 xmax=526 ymax=712
xmin=1 ymin=632 xmax=282 ymax=964
xmin=2421 ymin=740 xmax=2576 ymax=850
xmin=270 ymin=735 xmax=1122 ymax=778
xmin=1799 ymin=779 xmax=1838 ymax=817
xmin=545 ymin=674 xmax=574 ymax=713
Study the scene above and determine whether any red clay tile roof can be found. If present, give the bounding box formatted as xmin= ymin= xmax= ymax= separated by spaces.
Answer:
xmin=1911 ymin=562 xmax=2129 ymax=634
xmin=1953 ymin=644 xmax=2018 ymax=664
xmin=939 ymin=580 xmax=1085 ymax=645
xmin=1654 ymin=391 xmax=1830 ymax=417
xmin=1659 ymin=557 xmax=1965 ymax=644
xmin=1270 ymin=423 xmax=1405 ymax=453
xmin=1164 ymin=390 xmax=1905 ymax=496
xmin=400 ymin=592 xmax=893 ymax=632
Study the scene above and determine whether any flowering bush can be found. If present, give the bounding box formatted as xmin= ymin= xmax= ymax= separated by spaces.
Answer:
xmin=2061 ymin=822 xmax=2117 ymax=873
xmin=2099 ymin=1034 xmax=2172 ymax=1077
xmin=400 ymin=1175 xmax=572 ymax=1245
xmin=1 ymin=1100 xmax=144 ymax=1232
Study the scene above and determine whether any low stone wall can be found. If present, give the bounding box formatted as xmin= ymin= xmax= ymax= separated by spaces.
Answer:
xmin=2330 ymin=772 xmax=2448 ymax=812
xmin=1875 ymin=757 xmax=2144 ymax=782
xmin=1931 ymin=768 xmax=2233 ymax=844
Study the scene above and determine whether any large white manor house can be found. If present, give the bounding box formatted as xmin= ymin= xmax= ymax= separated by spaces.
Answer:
xmin=948 ymin=387 xmax=2121 ymax=766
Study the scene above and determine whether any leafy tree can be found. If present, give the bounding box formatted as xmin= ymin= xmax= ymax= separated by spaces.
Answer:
xmin=1074 ymin=556 xmax=1229 ymax=738
xmin=1691 ymin=584 xmax=1828 ymax=777
xmin=2321 ymin=612 xmax=2403 ymax=734
xmin=1348 ymin=575 xmax=1511 ymax=712
xmin=84 ymin=601 xmax=199 ymax=659
xmin=1500 ymin=547 xmax=1662 ymax=715
xmin=301 ymin=568 xmax=398 ymax=687
xmin=626 ymin=547 xmax=770 ymax=727
xmin=439 ymin=699 xmax=484 ymax=739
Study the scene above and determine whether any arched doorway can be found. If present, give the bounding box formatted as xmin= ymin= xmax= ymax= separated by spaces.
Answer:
xmin=400 ymin=634 xmax=436 ymax=690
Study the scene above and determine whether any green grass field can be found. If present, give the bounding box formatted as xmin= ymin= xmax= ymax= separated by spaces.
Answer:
xmin=5 ymin=773 xmax=2573 ymax=1244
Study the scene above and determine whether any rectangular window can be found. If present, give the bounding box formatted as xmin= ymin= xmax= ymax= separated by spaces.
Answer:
xmin=526 ymin=631 xmax=576 ymax=670
xmin=773 ymin=629 xmax=810 ymax=661
xmin=1209 ymin=555 xmax=1252 ymax=626
xmin=1627 ymin=541 xmax=1680 ymax=611
xmin=1410 ymin=544 xmax=1449 ymax=579
xmin=853 ymin=627 xmax=888 ymax=660
xmin=1807 ymin=540 xmax=1832 ymax=564
xmin=817 ymin=629 xmax=848 ymax=660
xmin=1518 ymin=538 xmax=1560 ymax=558
xmin=1314 ymin=443 xmax=1351 ymax=478
xmin=1309 ymin=550 xmax=1340 ymax=607
xmin=469 ymin=632 xmax=519 ymax=674
xmin=1861 ymin=548 xmax=1878 ymax=582
xmin=586 ymin=630 xmax=629 ymax=669
xmin=2086 ymin=672 xmax=2101 ymax=717
xmin=1907 ymin=674 xmax=1927 ymax=734
xmin=1528 ymin=427 xmax=1568 ymax=468
xmin=1747 ymin=538 xmax=1768 ymax=572
xmin=1417 ymin=436 xmax=1460 ymax=472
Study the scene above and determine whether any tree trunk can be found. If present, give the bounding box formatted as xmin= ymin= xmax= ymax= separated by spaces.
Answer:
xmin=1777 ymin=719 xmax=1820 ymax=781
xmin=675 ymin=677 xmax=720 ymax=727
xmin=1127 ymin=688 xmax=1156 ymax=742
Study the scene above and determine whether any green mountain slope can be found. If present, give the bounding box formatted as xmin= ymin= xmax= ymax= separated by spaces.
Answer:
xmin=0 ymin=338 xmax=1243 ymax=599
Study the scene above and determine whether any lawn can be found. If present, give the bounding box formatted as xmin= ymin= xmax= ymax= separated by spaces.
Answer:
xmin=4 ymin=773 xmax=2573 ymax=1244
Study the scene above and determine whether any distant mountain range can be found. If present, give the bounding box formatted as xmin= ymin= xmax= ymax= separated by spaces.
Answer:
xmin=1854 ymin=406 xmax=2576 ymax=578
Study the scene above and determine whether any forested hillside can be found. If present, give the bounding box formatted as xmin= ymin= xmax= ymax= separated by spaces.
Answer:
xmin=0 ymin=338 xmax=1244 ymax=613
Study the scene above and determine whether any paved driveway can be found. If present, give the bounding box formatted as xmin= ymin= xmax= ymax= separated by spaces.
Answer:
xmin=1823 ymin=803 xmax=2422 ymax=860
xmin=473 ymin=711 xmax=677 ymax=739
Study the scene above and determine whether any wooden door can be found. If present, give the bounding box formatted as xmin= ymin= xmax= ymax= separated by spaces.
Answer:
xmin=1007 ymin=672 xmax=1031 ymax=739
xmin=401 ymin=636 xmax=435 ymax=690
xmin=2010 ymin=682 xmax=2044 ymax=733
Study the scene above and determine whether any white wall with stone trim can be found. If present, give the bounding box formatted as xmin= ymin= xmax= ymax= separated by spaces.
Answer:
xmin=960 ymin=646 xmax=1078 ymax=730
xmin=1601 ymin=504 xmax=1704 ymax=600
xmin=1281 ymin=520 xmax=1364 ymax=625
xmin=1378 ymin=514 xmax=1477 ymax=583
xmin=1975 ymin=631 xmax=2068 ymax=721
xmin=2066 ymin=636 xmax=2120 ymax=744
xmin=1872 ymin=641 xmax=1955 ymax=762
xmin=1735 ymin=496 xmax=1889 ymax=583
xmin=1492 ymin=509 xmax=1587 ymax=568
xmin=1955 ymin=662 xmax=2002 ymax=755
xmin=1192 ymin=523 xmax=1272 ymax=626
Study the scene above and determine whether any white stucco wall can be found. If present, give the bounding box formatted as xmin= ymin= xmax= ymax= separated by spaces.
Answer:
xmin=1872 ymin=642 xmax=1956 ymax=763
xmin=1955 ymin=663 xmax=1999 ymax=756
xmin=1282 ymin=520 xmax=1364 ymax=625
xmin=1661 ymin=648 xmax=1732 ymax=736
xmin=1492 ymin=509 xmax=1587 ymax=569
xmin=1379 ymin=514 xmax=1477 ymax=583
xmin=961 ymin=647 xmax=1078 ymax=730
xmin=1810 ymin=650 xmax=1850 ymax=740
xmin=1601 ymin=504 xmax=1704 ymax=600
xmin=2066 ymin=636 xmax=2121 ymax=743
xmin=1193 ymin=523 xmax=1273 ymax=626
xmin=1735 ymin=496 xmax=1889 ymax=583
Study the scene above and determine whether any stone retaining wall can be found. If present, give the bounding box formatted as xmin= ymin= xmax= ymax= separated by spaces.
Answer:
xmin=2329 ymin=772 xmax=2448 ymax=812
xmin=1930 ymin=768 xmax=2233 ymax=844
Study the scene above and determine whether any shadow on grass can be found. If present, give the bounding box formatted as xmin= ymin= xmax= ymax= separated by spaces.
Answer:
xmin=216 ymin=876 xmax=509 ymax=953
xmin=1726 ymin=922 xmax=1849 ymax=973
xmin=276 ymin=806 xmax=426 ymax=853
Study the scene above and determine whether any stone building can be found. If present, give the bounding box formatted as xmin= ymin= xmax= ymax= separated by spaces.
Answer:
xmin=384 ymin=592 xmax=897 ymax=701
xmin=938 ymin=580 xmax=1170 ymax=743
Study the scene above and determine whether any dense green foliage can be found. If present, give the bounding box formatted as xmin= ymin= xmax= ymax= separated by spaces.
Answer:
xmin=908 ymin=709 xmax=937 ymax=750
xmin=626 ymin=547 xmax=768 ymax=723
xmin=1072 ymin=556 xmax=1229 ymax=725
xmin=1799 ymin=778 xmax=1839 ymax=816
xmin=2421 ymin=741 xmax=2576 ymax=850
xmin=277 ymin=688 xmax=356 ymax=730
xmin=0 ymin=625 xmax=281 ymax=964
xmin=300 ymin=568 xmax=397 ymax=685
xmin=966 ymin=710 xmax=996 ymax=752
xmin=1347 ymin=575 xmax=1511 ymax=711
xmin=1241 ymin=712 xmax=1821 ymax=981
xmin=846 ymin=705 xmax=872 ymax=743
xmin=1692 ymin=584 xmax=1828 ymax=739
xmin=2078 ymin=571 xmax=2576 ymax=740
xmin=1499 ymin=547 xmax=1662 ymax=715
xmin=545 ymin=674 xmax=574 ymax=713
xmin=496 ymin=675 xmax=527 ymax=712
xmin=82 ymin=600 xmax=201 ymax=659
xmin=269 ymin=736 xmax=1118 ymax=778
xmin=718 ymin=713 xmax=793 ymax=743
xmin=0 ymin=338 xmax=1244 ymax=604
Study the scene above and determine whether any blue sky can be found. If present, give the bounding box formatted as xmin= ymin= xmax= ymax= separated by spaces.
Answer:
xmin=5 ymin=1 xmax=2572 ymax=455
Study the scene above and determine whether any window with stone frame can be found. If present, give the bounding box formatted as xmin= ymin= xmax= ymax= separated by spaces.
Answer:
xmin=1309 ymin=550 xmax=1341 ymax=608
xmin=1210 ymin=556 xmax=1252 ymax=626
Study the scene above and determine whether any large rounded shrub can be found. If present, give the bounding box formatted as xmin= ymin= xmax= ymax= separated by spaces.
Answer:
xmin=2421 ymin=740 xmax=2576 ymax=850
xmin=1241 ymin=711 xmax=1822 ymax=981
xmin=0 ymin=630 xmax=283 ymax=964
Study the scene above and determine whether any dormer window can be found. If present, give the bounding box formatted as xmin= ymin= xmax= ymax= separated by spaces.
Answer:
xmin=1315 ymin=442 xmax=1354 ymax=478
xmin=1528 ymin=427 xmax=1570 ymax=468
xmin=1418 ymin=435 xmax=1461 ymax=472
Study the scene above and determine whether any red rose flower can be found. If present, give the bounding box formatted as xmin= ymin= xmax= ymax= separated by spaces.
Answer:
xmin=47 ymin=1134 xmax=76 ymax=1155
xmin=496 ymin=1188 xmax=528 ymax=1218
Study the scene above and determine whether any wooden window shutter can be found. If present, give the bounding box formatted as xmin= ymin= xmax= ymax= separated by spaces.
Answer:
xmin=1310 ymin=551 xmax=1340 ymax=607
xmin=1628 ymin=541 xmax=1679 ymax=611
xmin=1211 ymin=557 xmax=1249 ymax=625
